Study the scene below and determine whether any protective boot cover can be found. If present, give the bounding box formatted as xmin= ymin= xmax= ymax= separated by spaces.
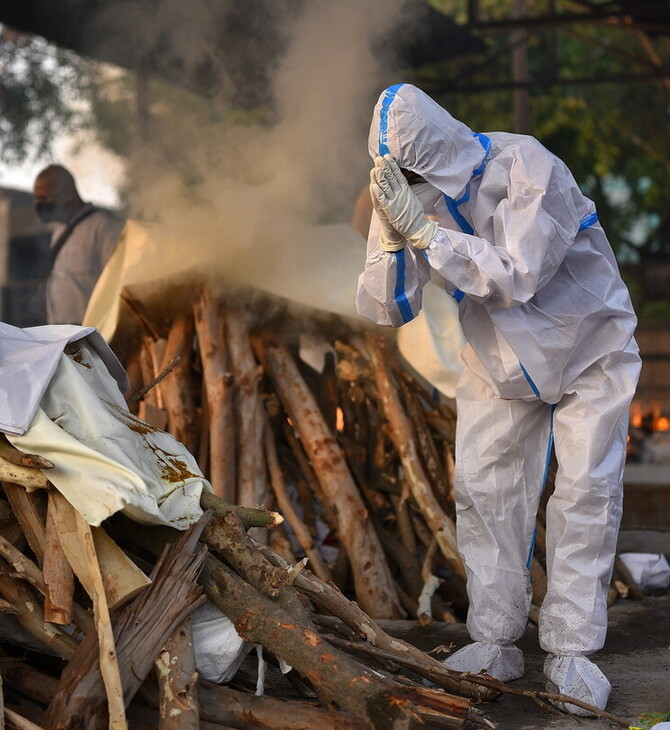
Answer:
xmin=544 ymin=654 xmax=611 ymax=716
xmin=443 ymin=641 xmax=524 ymax=683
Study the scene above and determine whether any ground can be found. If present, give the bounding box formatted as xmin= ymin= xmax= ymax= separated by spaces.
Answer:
xmin=381 ymin=592 xmax=670 ymax=729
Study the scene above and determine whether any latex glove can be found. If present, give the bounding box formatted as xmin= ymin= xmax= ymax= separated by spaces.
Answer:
xmin=369 ymin=180 xmax=406 ymax=252
xmin=370 ymin=155 xmax=439 ymax=250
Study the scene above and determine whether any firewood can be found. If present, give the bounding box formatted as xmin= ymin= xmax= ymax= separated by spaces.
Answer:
xmin=201 ymin=511 xmax=314 ymax=630
xmin=0 ymin=656 xmax=59 ymax=706
xmin=0 ymin=532 xmax=93 ymax=634
xmin=4 ymin=707 xmax=42 ymax=730
xmin=365 ymin=334 xmax=466 ymax=583
xmin=46 ymin=514 xmax=209 ymax=730
xmin=0 ymin=439 xmax=53 ymax=470
xmin=224 ymin=308 xmax=267 ymax=511
xmin=261 ymin=340 xmax=403 ymax=619
xmin=199 ymin=490 xmax=283 ymax=529
xmin=197 ymin=682 xmax=370 ymax=729
xmin=159 ymin=314 xmax=198 ymax=454
xmin=43 ymin=493 xmax=74 ymax=626
xmin=76 ymin=509 xmax=127 ymax=729
xmin=0 ymin=462 xmax=49 ymax=492
xmin=0 ymin=561 xmax=78 ymax=660
xmin=262 ymin=423 xmax=332 ymax=582
xmin=48 ymin=491 xmax=152 ymax=611
xmin=156 ymin=617 xmax=199 ymax=729
xmin=201 ymin=553 xmax=468 ymax=729
xmin=2 ymin=484 xmax=46 ymax=565
xmin=126 ymin=354 xmax=180 ymax=406
xmin=194 ymin=289 xmax=236 ymax=501
xmin=258 ymin=544 xmax=496 ymax=704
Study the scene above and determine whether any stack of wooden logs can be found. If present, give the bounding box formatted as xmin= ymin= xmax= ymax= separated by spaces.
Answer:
xmin=0 ymin=283 xmax=640 ymax=728
xmin=0 ymin=438 xmax=494 ymax=729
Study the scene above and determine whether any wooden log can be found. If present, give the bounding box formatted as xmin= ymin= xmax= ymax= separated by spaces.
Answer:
xmin=74 ymin=507 xmax=127 ymax=729
xmin=1 ymin=657 xmax=59 ymax=706
xmin=263 ymin=421 xmax=332 ymax=582
xmin=399 ymin=379 xmax=453 ymax=514
xmin=43 ymin=492 xmax=74 ymax=626
xmin=4 ymin=707 xmax=41 ymax=730
xmin=46 ymin=515 xmax=209 ymax=730
xmin=201 ymin=511 xmax=314 ymax=630
xmin=199 ymin=490 xmax=283 ymax=529
xmin=0 ymin=561 xmax=79 ymax=660
xmin=0 ymin=499 xmax=24 ymax=546
xmin=224 ymin=309 xmax=267 ymax=510
xmin=194 ymin=289 xmax=236 ymax=501
xmin=0 ymin=457 xmax=49 ymax=492
xmin=159 ymin=314 xmax=198 ymax=454
xmin=0 ymin=439 xmax=53 ymax=470
xmin=1 ymin=484 xmax=46 ymax=565
xmin=156 ymin=617 xmax=199 ymax=730
xmin=259 ymin=545 xmax=496 ymax=703
xmin=197 ymin=682 xmax=369 ymax=730
xmin=261 ymin=340 xmax=403 ymax=619
xmin=48 ymin=491 xmax=152 ymax=610
xmin=365 ymin=335 xmax=466 ymax=582
xmin=0 ymin=532 xmax=93 ymax=634
xmin=201 ymin=553 xmax=468 ymax=729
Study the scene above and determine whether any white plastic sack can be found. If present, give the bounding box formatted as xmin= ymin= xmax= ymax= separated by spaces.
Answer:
xmin=8 ymin=339 xmax=208 ymax=528
xmin=619 ymin=553 xmax=670 ymax=591
xmin=0 ymin=322 xmax=128 ymax=436
xmin=191 ymin=601 xmax=254 ymax=684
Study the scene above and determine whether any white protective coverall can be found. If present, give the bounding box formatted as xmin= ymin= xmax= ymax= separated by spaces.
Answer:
xmin=356 ymin=84 xmax=641 ymax=714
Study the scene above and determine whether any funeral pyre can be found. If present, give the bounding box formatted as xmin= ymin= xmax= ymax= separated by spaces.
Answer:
xmin=0 ymin=284 xmax=638 ymax=729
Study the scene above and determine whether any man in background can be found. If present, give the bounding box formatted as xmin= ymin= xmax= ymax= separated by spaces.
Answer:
xmin=33 ymin=164 xmax=125 ymax=324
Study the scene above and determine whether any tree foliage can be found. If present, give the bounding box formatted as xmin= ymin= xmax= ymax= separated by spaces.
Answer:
xmin=421 ymin=0 xmax=670 ymax=271
xmin=0 ymin=26 xmax=92 ymax=164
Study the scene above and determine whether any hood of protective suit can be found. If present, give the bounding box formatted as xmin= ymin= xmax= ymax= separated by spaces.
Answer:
xmin=368 ymin=83 xmax=487 ymax=200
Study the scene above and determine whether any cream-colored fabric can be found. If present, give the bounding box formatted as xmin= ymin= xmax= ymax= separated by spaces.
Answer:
xmin=8 ymin=340 xmax=208 ymax=529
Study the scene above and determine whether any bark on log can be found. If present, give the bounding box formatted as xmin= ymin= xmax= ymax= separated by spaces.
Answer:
xmin=0 ymin=532 xmax=93 ymax=634
xmin=262 ymin=341 xmax=403 ymax=619
xmin=366 ymin=335 xmax=466 ymax=582
xmin=201 ymin=554 xmax=467 ymax=729
xmin=259 ymin=544 xmax=496 ymax=703
xmin=194 ymin=290 xmax=236 ymax=501
xmin=0 ymin=440 xmax=53 ymax=470
xmin=197 ymin=682 xmax=369 ymax=730
xmin=159 ymin=314 xmax=198 ymax=454
xmin=156 ymin=617 xmax=199 ymax=730
xmin=0 ymin=561 xmax=79 ymax=660
xmin=1 ymin=484 xmax=46 ymax=565
xmin=262 ymin=423 xmax=332 ymax=582
xmin=224 ymin=309 xmax=267 ymax=511
xmin=46 ymin=515 xmax=209 ymax=730
xmin=43 ymin=493 xmax=74 ymax=625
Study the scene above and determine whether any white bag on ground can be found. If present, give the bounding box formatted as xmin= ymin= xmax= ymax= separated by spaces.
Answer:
xmin=619 ymin=553 xmax=670 ymax=591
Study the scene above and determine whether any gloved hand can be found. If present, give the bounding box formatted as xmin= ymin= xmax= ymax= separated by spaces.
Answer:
xmin=370 ymin=155 xmax=439 ymax=250
xmin=369 ymin=184 xmax=406 ymax=252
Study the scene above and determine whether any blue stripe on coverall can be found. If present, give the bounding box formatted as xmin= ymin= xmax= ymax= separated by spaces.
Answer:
xmin=376 ymin=83 xmax=415 ymax=324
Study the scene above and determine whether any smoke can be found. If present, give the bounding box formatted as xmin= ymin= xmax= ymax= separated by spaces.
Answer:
xmin=89 ymin=0 xmax=408 ymax=305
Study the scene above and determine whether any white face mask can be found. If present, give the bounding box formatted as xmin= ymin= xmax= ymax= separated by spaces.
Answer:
xmin=411 ymin=181 xmax=444 ymax=213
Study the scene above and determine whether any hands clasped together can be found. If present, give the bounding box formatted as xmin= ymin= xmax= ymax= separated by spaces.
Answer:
xmin=369 ymin=154 xmax=439 ymax=252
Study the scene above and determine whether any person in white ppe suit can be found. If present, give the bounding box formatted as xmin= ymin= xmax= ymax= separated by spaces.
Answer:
xmin=357 ymin=83 xmax=640 ymax=716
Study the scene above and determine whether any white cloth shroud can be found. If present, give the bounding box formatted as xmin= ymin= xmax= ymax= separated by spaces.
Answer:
xmin=7 ymin=332 xmax=207 ymax=528
xmin=0 ymin=322 xmax=128 ymax=436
